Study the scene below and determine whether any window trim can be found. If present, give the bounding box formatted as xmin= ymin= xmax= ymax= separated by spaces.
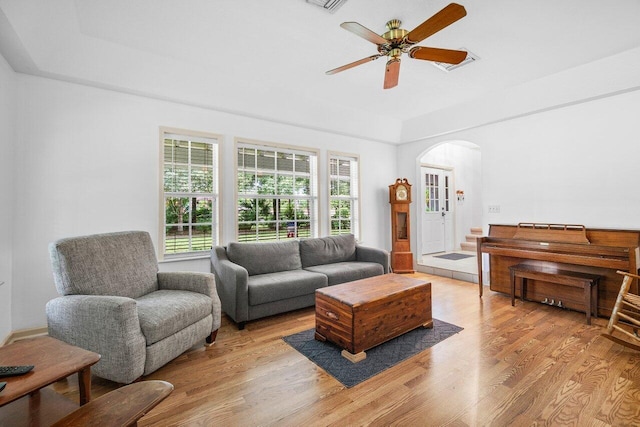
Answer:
xmin=234 ymin=137 xmax=320 ymax=242
xmin=327 ymin=151 xmax=361 ymax=240
xmin=159 ymin=127 xmax=222 ymax=260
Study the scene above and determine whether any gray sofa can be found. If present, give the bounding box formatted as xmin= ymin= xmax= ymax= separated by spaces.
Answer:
xmin=210 ymin=234 xmax=389 ymax=329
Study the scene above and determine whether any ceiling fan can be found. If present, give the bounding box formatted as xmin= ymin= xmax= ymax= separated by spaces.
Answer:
xmin=326 ymin=3 xmax=468 ymax=89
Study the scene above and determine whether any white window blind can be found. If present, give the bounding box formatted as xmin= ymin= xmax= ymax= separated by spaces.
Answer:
xmin=236 ymin=142 xmax=318 ymax=242
xmin=161 ymin=130 xmax=219 ymax=258
xmin=329 ymin=153 xmax=360 ymax=239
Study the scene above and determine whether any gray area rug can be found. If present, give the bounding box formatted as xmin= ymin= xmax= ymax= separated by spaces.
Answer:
xmin=282 ymin=318 xmax=463 ymax=388
xmin=434 ymin=253 xmax=474 ymax=261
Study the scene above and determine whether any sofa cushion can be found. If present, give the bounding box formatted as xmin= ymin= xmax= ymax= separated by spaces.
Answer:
xmin=248 ymin=270 xmax=327 ymax=306
xmin=227 ymin=240 xmax=302 ymax=276
xmin=299 ymin=234 xmax=357 ymax=268
xmin=136 ymin=290 xmax=212 ymax=345
xmin=304 ymin=262 xmax=384 ymax=286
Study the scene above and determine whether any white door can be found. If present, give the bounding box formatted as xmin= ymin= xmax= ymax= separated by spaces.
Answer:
xmin=421 ymin=167 xmax=454 ymax=254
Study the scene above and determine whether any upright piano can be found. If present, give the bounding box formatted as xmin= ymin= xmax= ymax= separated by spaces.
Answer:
xmin=477 ymin=223 xmax=640 ymax=316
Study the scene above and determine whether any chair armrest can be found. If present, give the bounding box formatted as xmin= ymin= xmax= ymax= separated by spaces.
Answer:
xmin=51 ymin=380 xmax=174 ymax=427
xmin=45 ymin=295 xmax=146 ymax=384
xmin=356 ymin=245 xmax=391 ymax=274
xmin=210 ymin=246 xmax=250 ymax=323
xmin=157 ymin=271 xmax=215 ymax=296
xmin=157 ymin=271 xmax=222 ymax=331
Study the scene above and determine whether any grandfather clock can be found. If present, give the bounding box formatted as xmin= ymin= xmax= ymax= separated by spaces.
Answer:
xmin=389 ymin=178 xmax=415 ymax=273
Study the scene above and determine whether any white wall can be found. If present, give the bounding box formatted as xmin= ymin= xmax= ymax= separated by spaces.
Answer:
xmin=11 ymin=75 xmax=396 ymax=331
xmin=399 ymin=88 xmax=640 ymax=253
xmin=0 ymin=53 xmax=14 ymax=342
xmin=478 ymin=90 xmax=640 ymax=228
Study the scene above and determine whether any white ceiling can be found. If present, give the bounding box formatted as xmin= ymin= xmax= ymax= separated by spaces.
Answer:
xmin=1 ymin=0 xmax=639 ymax=143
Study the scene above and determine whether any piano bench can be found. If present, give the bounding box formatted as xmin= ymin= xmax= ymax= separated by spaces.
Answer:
xmin=509 ymin=263 xmax=601 ymax=325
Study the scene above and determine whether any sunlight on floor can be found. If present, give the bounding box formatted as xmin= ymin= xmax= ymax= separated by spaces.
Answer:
xmin=417 ymin=251 xmax=478 ymax=284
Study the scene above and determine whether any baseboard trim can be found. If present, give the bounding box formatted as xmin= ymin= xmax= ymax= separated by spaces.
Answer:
xmin=2 ymin=327 xmax=49 ymax=345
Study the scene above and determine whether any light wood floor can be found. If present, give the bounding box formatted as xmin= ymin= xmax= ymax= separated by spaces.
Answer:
xmin=52 ymin=273 xmax=640 ymax=426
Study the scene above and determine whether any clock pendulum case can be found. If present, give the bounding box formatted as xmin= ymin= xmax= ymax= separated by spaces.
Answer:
xmin=388 ymin=178 xmax=415 ymax=273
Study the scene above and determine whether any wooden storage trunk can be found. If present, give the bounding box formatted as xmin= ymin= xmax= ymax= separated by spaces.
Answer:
xmin=315 ymin=274 xmax=432 ymax=359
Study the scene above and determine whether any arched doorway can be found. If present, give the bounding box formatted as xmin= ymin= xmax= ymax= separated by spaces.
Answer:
xmin=416 ymin=140 xmax=482 ymax=279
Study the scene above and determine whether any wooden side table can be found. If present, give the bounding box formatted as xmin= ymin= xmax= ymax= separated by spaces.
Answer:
xmin=0 ymin=336 xmax=101 ymax=426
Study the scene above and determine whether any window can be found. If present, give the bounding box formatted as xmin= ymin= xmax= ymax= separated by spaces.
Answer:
xmin=329 ymin=153 xmax=359 ymax=239
xmin=424 ymin=171 xmax=450 ymax=213
xmin=425 ymin=172 xmax=439 ymax=212
xmin=236 ymin=141 xmax=318 ymax=242
xmin=161 ymin=129 xmax=220 ymax=258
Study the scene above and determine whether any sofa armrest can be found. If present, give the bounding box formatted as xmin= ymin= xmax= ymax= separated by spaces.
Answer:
xmin=356 ymin=245 xmax=391 ymax=274
xmin=45 ymin=295 xmax=146 ymax=384
xmin=211 ymin=246 xmax=250 ymax=323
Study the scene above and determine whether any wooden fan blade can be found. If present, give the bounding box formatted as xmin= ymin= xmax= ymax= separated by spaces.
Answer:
xmin=326 ymin=55 xmax=382 ymax=75
xmin=409 ymin=46 xmax=467 ymax=64
xmin=340 ymin=22 xmax=388 ymax=46
xmin=404 ymin=3 xmax=467 ymax=45
xmin=383 ymin=58 xmax=400 ymax=89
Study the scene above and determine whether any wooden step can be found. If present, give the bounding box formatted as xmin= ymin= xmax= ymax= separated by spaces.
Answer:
xmin=460 ymin=242 xmax=477 ymax=251
xmin=460 ymin=227 xmax=483 ymax=251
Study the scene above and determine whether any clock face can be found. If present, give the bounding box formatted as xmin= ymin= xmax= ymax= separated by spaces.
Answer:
xmin=396 ymin=185 xmax=408 ymax=201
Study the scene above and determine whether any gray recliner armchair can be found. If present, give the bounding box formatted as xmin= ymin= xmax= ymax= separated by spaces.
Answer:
xmin=46 ymin=230 xmax=221 ymax=384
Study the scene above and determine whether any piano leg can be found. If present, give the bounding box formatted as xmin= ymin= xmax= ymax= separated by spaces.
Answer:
xmin=510 ymin=268 xmax=516 ymax=306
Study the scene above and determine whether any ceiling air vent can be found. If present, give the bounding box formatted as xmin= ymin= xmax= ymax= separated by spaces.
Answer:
xmin=432 ymin=48 xmax=479 ymax=72
xmin=306 ymin=0 xmax=348 ymax=13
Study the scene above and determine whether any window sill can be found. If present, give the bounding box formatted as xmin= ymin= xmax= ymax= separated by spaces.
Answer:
xmin=158 ymin=254 xmax=211 ymax=264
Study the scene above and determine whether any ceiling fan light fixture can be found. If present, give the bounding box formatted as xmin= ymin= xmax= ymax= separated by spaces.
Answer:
xmin=382 ymin=20 xmax=408 ymax=44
